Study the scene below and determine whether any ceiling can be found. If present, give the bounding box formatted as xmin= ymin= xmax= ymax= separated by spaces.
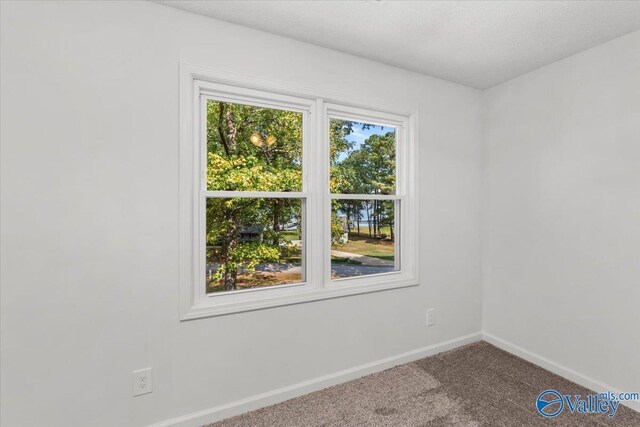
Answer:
xmin=158 ymin=1 xmax=640 ymax=89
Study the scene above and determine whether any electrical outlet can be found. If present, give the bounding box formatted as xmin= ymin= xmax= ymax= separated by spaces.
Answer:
xmin=426 ymin=308 xmax=436 ymax=326
xmin=132 ymin=368 xmax=153 ymax=396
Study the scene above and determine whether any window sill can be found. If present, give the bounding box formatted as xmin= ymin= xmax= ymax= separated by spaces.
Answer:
xmin=180 ymin=277 xmax=419 ymax=320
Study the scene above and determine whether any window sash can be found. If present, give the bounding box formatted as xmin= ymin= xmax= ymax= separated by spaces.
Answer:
xmin=199 ymin=95 xmax=311 ymax=194
xmin=199 ymin=107 xmax=311 ymax=298
xmin=202 ymin=195 xmax=309 ymax=296
xmin=324 ymin=104 xmax=407 ymax=285
xmin=325 ymin=108 xmax=406 ymax=198
xmin=194 ymin=87 xmax=315 ymax=305
xmin=326 ymin=198 xmax=401 ymax=283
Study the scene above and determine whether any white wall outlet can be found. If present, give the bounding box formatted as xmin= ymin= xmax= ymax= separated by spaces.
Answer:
xmin=132 ymin=367 xmax=153 ymax=397
xmin=426 ymin=308 xmax=436 ymax=326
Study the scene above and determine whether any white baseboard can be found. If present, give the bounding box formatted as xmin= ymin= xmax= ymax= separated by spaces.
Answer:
xmin=483 ymin=332 xmax=640 ymax=413
xmin=146 ymin=331 xmax=482 ymax=427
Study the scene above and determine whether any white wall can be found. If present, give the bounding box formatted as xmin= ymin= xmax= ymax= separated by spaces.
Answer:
xmin=483 ymin=30 xmax=640 ymax=395
xmin=0 ymin=2 xmax=483 ymax=426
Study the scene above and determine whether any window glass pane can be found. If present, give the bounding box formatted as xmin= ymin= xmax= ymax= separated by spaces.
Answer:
xmin=206 ymin=100 xmax=303 ymax=192
xmin=206 ymin=198 xmax=303 ymax=293
xmin=329 ymin=119 xmax=396 ymax=195
xmin=331 ymin=199 xmax=398 ymax=279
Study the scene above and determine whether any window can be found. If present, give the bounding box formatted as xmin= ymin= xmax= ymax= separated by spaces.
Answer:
xmin=180 ymin=65 xmax=417 ymax=319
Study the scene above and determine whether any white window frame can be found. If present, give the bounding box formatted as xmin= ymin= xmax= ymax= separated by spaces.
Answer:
xmin=180 ymin=64 xmax=418 ymax=320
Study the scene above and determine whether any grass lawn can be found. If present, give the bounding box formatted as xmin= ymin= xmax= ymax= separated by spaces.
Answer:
xmin=331 ymin=256 xmax=363 ymax=265
xmin=333 ymin=234 xmax=395 ymax=260
xmin=351 ymin=225 xmax=393 ymax=236
xmin=280 ymin=231 xmax=301 ymax=242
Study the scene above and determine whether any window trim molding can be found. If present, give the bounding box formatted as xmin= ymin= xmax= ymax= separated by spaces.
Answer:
xmin=179 ymin=63 xmax=419 ymax=320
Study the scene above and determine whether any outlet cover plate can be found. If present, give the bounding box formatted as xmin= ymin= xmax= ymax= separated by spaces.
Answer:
xmin=132 ymin=367 xmax=153 ymax=396
xmin=426 ymin=308 xmax=436 ymax=326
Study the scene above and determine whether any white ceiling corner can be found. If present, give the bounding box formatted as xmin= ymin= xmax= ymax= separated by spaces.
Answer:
xmin=157 ymin=0 xmax=640 ymax=89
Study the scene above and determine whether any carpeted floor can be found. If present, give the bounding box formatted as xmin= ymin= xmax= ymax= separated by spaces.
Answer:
xmin=209 ymin=341 xmax=640 ymax=426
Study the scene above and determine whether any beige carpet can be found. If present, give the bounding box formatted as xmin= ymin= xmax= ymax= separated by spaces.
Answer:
xmin=209 ymin=342 xmax=640 ymax=426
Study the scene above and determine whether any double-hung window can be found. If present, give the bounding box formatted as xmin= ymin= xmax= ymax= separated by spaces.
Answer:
xmin=180 ymin=65 xmax=417 ymax=319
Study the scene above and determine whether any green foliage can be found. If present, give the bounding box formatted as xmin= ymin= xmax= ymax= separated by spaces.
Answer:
xmin=330 ymin=209 xmax=346 ymax=244
xmin=333 ymin=130 xmax=395 ymax=195
xmin=207 ymin=152 xmax=301 ymax=192
xmin=211 ymin=242 xmax=280 ymax=283
xmin=206 ymin=101 xmax=303 ymax=192
xmin=279 ymin=242 xmax=300 ymax=259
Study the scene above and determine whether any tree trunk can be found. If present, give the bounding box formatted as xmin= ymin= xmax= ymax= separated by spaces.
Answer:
xmin=217 ymin=104 xmax=231 ymax=156
xmin=373 ymin=200 xmax=378 ymax=236
xmin=224 ymin=107 xmax=238 ymax=152
xmin=220 ymin=209 xmax=239 ymax=290
xmin=216 ymin=103 xmax=240 ymax=290
xmin=345 ymin=204 xmax=351 ymax=233
xmin=272 ymin=199 xmax=281 ymax=246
